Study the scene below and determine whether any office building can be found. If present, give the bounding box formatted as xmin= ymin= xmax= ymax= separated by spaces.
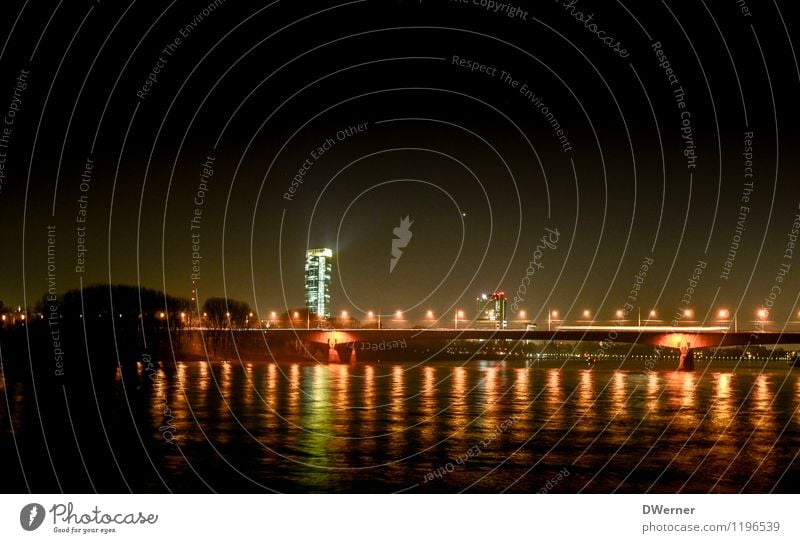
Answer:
xmin=476 ymin=291 xmax=507 ymax=329
xmin=305 ymin=248 xmax=333 ymax=319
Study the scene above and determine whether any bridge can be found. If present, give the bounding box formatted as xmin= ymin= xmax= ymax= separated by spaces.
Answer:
xmin=252 ymin=326 xmax=800 ymax=370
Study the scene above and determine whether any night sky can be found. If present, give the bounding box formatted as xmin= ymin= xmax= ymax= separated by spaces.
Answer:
xmin=1 ymin=0 xmax=799 ymax=326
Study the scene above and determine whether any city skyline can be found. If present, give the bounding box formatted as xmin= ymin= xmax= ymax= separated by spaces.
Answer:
xmin=1 ymin=236 xmax=797 ymax=331
xmin=1 ymin=3 xmax=799 ymax=324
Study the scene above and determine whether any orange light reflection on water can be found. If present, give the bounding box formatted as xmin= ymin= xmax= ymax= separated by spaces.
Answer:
xmin=646 ymin=371 xmax=660 ymax=411
xmin=577 ymin=369 xmax=594 ymax=416
xmin=710 ymin=373 xmax=732 ymax=433
xmin=419 ymin=366 xmax=437 ymax=441
xmin=449 ymin=366 xmax=469 ymax=435
xmin=483 ymin=366 xmax=498 ymax=419
xmin=388 ymin=365 xmax=407 ymax=449
xmin=358 ymin=365 xmax=376 ymax=453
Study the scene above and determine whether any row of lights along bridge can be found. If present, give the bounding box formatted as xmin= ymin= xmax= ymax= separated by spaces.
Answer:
xmin=0 ymin=305 xmax=786 ymax=332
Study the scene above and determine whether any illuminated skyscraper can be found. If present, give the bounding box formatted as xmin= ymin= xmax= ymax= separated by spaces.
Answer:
xmin=305 ymin=248 xmax=333 ymax=319
xmin=476 ymin=291 xmax=507 ymax=329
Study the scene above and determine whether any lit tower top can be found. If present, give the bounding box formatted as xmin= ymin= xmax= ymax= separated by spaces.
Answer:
xmin=305 ymin=248 xmax=333 ymax=319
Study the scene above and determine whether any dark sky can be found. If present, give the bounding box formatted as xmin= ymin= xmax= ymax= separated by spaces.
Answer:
xmin=1 ymin=0 xmax=799 ymax=327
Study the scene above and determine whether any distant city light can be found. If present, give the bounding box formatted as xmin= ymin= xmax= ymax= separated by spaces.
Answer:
xmin=519 ymin=310 xmax=527 ymax=319
xmin=395 ymin=310 xmax=403 ymax=319
xmin=367 ymin=311 xmax=374 ymax=318
xmin=159 ymin=312 xmax=165 ymax=319
xmin=757 ymin=308 xmax=768 ymax=319
xmin=341 ymin=310 xmax=349 ymax=319
xmin=551 ymin=310 xmax=559 ymax=318
xmin=615 ymin=310 xmax=624 ymax=319
xmin=583 ymin=309 xmax=591 ymax=318
xmin=649 ymin=310 xmax=657 ymax=318
xmin=426 ymin=310 xmax=434 ymax=318
xmin=718 ymin=309 xmax=730 ymax=319
xmin=683 ymin=309 xmax=693 ymax=318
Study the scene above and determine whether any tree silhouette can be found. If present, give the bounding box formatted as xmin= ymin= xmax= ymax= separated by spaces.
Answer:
xmin=202 ymin=297 xmax=252 ymax=329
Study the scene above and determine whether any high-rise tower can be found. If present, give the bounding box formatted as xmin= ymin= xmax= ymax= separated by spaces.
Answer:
xmin=304 ymin=248 xmax=333 ymax=319
xmin=476 ymin=291 xmax=507 ymax=329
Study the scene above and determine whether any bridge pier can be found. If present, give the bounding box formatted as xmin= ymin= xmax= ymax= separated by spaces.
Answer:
xmin=678 ymin=346 xmax=695 ymax=371
xmin=326 ymin=344 xmax=357 ymax=364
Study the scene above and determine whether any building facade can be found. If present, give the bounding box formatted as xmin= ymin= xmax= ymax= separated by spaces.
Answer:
xmin=475 ymin=291 xmax=507 ymax=329
xmin=305 ymin=248 xmax=333 ymax=319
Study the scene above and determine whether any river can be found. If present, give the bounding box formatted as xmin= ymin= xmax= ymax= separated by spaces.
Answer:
xmin=1 ymin=357 xmax=798 ymax=493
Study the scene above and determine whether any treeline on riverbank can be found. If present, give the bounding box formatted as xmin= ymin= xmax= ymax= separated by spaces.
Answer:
xmin=0 ymin=284 xmax=255 ymax=385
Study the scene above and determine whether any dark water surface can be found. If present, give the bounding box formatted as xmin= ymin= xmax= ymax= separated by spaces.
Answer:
xmin=2 ymin=358 xmax=799 ymax=493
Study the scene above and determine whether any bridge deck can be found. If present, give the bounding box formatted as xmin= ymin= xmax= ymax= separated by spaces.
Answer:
xmin=237 ymin=328 xmax=800 ymax=349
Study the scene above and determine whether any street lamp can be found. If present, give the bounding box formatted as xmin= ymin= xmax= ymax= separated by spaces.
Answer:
xmin=549 ymin=310 xmax=559 ymax=331
xmin=582 ymin=309 xmax=591 ymax=319
xmin=757 ymin=308 xmax=768 ymax=331
xmin=455 ymin=310 xmax=465 ymax=329
xmin=718 ymin=308 xmax=737 ymax=332
xmin=718 ymin=308 xmax=729 ymax=319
